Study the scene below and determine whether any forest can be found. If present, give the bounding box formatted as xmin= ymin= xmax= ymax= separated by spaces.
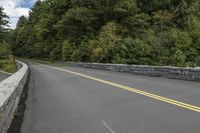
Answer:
xmin=2 ymin=0 xmax=200 ymax=67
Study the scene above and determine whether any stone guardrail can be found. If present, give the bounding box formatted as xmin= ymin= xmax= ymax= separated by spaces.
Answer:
xmin=66 ymin=62 xmax=200 ymax=81
xmin=0 ymin=61 xmax=28 ymax=133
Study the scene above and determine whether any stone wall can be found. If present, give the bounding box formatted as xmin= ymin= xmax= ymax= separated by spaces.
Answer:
xmin=66 ymin=62 xmax=200 ymax=81
xmin=0 ymin=61 xmax=28 ymax=133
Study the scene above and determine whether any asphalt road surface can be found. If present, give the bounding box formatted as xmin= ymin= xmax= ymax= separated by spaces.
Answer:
xmin=0 ymin=71 xmax=10 ymax=82
xmin=21 ymin=62 xmax=200 ymax=133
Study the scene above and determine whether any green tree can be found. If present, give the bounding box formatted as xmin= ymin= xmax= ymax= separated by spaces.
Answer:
xmin=0 ymin=7 xmax=9 ymax=42
xmin=57 ymin=7 xmax=96 ymax=41
xmin=10 ymin=0 xmax=200 ymax=67
xmin=89 ymin=22 xmax=122 ymax=63
xmin=62 ymin=40 xmax=73 ymax=61
xmin=164 ymin=28 xmax=195 ymax=66
xmin=112 ymin=37 xmax=152 ymax=64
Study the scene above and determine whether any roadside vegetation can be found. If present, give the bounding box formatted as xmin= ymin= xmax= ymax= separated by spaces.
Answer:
xmin=0 ymin=7 xmax=17 ymax=73
xmin=7 ymin=0 xmax=200 ymax=67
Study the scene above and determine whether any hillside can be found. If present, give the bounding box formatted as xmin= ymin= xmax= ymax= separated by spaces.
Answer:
xmin=10 ymin=0 xmax=200 ymax=67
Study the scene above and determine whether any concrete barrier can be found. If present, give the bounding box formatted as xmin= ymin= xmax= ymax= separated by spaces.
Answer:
xmin=0 ymin=61 xmax=28 ymax=133
xmin=66 ymin=62 xmax=200 ymax=81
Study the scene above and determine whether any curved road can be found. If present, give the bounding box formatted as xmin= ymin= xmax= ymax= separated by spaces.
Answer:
xmin=22 ymin=62 xmax=200 ymax=133
xmin=0 ymin=71 xmax=10 ymax=82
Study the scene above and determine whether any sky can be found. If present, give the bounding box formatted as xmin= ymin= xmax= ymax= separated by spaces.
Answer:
xmin=0 ymin=0 xmax=40 ymax=29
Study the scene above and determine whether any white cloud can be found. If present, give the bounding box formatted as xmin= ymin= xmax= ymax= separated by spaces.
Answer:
xmin=0 ymin=0 xmax=31 ymax=29
xmin=9 ymin=17 xmax=20 ymax=29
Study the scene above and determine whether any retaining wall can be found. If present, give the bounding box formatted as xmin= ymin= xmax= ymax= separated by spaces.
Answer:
xmin=66 ymin=62 xmax=200 ymax=81
xmin=0 ymin=61 xmax=28 ymax=133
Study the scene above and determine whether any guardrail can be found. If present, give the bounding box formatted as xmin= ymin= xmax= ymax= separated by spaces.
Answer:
xmin=0 ymin=61 xmax=28 ymax=133
xmin=66 ymin=62 xmax=200 ymax=81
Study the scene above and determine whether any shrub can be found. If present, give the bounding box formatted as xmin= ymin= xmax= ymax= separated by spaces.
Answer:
xmin=0 ymin=42 xmax=17 ymax=73
xmin=0 ymin=57 xmax=17 ymax=73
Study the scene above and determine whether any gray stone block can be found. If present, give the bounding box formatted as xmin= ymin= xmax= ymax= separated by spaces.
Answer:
xmin=66 ymin=62 xmax=200 ymax=81
xmin=0 ymin=61 xmax=28 ymax=133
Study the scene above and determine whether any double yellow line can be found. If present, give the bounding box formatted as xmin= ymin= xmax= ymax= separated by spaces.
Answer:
xmin=39 ymin=63 xmax=200 ymax=113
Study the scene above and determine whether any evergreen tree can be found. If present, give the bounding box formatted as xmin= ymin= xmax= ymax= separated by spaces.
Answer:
xmin=0 ymin=7 xmax=9 ymax=42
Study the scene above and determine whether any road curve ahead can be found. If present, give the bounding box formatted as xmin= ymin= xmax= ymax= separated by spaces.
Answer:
xmin=0 ymin=71 xmax=10 ymax=82
xmin=22 ymin=62 xmax=200 ymax=133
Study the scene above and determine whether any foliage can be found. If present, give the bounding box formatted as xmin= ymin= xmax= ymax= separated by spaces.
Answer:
xmin=112 ymin=37 xmax=152 ymax=65
xmin=62 ymin=40 xmax=73 ymax=61
xmin=0 ymin=7 xmax=17 ymax=72
xmin=0 ymin=58 xmax=17 ymax=73
xmin=9 ymin=0 xmax=200 ymax=67
xmin=89 ymin=22 xmax=123 ymax=63
xmin=0 ymin=42 xmax=17 ymax=73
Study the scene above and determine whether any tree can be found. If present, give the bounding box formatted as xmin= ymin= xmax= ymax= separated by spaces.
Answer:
xmin=164 ymin=28 xmax=195 ymax=66
xmin=112 ymin=37 xmax=152 ymax=64
xmin=62 ymin=40 xmax=73 ymax=61
xmin=10 ymin=0 xmax=200 ymax=67
xmin=57 ymin=7 xmax=96 ymax=41
xmin=113 ymin=0 xmax=138 ymax=21
xmin=89 ymin=22 xmax=122 ymax=63
xmin=0 ymin=7 xmax=10 ymax=58
xmin=0 ymin=7 xmax=9 ymax=42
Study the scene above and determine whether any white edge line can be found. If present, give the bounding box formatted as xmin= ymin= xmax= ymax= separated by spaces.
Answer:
xmin=0 ymin=70 xmax=12 ymax=75
xmin=101 ymin=121 xmax=116 ymax=133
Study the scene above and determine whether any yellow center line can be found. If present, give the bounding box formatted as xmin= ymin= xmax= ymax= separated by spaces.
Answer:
xmin=38 ymin=63 xmax=200 ymax=113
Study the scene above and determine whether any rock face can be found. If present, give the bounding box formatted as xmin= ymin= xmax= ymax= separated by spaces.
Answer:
xmin=66 ymin=62 xmax=200 ymax=81
xmin=0 ymin=61 xmax=28 ymax=133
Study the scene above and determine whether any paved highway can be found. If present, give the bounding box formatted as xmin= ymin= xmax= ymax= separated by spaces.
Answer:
xmin=0 ymin=71 xmax=10 ymax=82
xmin=21 ymin=62 xmax=200 ymax=133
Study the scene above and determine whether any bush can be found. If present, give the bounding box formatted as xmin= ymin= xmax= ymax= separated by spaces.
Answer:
xmin=62 ymin=40 xmax=73 ymax=61
xmin=89 ymin=22 xmax=123 ymax=63
xmin=164 ymin=28 xmax=194 ymax=66
xmin=0 ymin=57 xmax=17 ymax=73
xmin=112 ymin=37 xmax=152 ymax=65
xmin=0 ymin=42 xmax=11 ymax=59
xmin=0 ymin=42 xmax=17 ymax=73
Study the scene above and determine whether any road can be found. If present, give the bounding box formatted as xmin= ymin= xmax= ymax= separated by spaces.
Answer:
xmin=21 ymin=62 xmax=200 ymax=133
xmin=0 ymin=71 xmax=10 ymax=82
